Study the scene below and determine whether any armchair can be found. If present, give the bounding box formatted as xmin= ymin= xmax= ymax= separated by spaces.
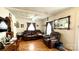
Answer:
xmin=43 ymin=32 xmax=61 ymax=48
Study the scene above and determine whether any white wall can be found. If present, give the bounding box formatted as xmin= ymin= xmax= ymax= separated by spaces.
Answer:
xmin=36 ymin=19 xmax=45 ymax=32
xmin=15 ymin=18 xmax=45 ymax=33
xmin=74 ymin=8 xmax=79 ymax=50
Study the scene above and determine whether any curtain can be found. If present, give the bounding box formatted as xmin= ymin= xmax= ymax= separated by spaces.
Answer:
xmin=50 ymin=21 xmax=53 ymax=31
xmin=27 ymin=23 xmax=31 ymax=30
xmin=46 ymin=22 xmax=53 ymax=35
xmin=33 ymin=23 xmax=36 ymax=30
xmin=27 ymin=23 xmax=36 ymax=31
xmin=46 ymin=22 xmax=48 ymax=34
xmin=5 ymin=17 xmax=11 ymax=32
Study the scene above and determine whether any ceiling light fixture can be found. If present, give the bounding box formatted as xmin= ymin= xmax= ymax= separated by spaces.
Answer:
xmin=32 ymin=15 xmax=38 ymax=22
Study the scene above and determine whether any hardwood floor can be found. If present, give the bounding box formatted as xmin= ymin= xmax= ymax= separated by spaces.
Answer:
xmin=18 ymin=39 xmax=59 ymax=51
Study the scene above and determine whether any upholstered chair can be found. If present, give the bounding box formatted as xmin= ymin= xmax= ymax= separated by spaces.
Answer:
xmin=43 ymin=32 xmax=61 ymax=48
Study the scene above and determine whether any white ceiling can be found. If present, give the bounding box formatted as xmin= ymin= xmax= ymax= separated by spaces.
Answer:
xmin=15 ymin=7 xmax=68 ymax=15
xmin=6 ymin=7 xmax=69 ymax=21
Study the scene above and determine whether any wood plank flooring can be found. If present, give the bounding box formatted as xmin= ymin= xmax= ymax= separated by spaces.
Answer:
xmin=18 ymin=39 xmax=59 ymax=51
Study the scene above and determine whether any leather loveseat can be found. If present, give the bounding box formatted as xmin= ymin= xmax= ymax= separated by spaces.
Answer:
xmin=22 ymin=30 xmax=43 ymax=40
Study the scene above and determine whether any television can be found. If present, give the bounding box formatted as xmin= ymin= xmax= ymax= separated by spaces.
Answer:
xmin=0 ymin=17 xmax=8 ymax=32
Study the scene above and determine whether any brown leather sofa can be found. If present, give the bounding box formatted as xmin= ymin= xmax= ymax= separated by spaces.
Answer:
xmin=43 ymin=32 xmax=61 ymax=48
xmin=22 ymin=30 xmax=43 ymax=40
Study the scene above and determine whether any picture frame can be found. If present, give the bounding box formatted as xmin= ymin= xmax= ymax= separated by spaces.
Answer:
xmin=14 ymin=21 xmax=19 ymax=28
xmin=21 ymin=24 xmax=24 ymax=28
xmin=54 ymin=16 xmax=70 ymax=30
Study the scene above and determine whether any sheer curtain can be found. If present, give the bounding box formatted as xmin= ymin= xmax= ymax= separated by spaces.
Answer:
xmin=27 ymin=23 xmax=35 ymax=31
xmin=46 ymin=22 xmax=52 ymax=35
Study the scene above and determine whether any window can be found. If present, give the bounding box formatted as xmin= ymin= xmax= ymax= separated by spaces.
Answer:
xmin=0 ymin=21 xmax=8 ymax=29
xmin=27 ymin=23 xmax=35 ymax=31
xmin=46 ymin=22 xmax=52 ymax=35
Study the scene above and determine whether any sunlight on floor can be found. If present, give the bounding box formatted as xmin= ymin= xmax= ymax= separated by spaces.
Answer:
xmin=29 ymin=44 xmax=35 ymax=51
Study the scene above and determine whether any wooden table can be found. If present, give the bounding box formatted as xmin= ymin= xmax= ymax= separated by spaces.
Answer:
xmin=1 ymin=38 xmax=21 ymax=51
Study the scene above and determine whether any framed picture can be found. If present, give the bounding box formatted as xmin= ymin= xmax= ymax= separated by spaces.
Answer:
xmin=54 ymin=16 xmax=70 ymax=30
xmin=21 ymin=24 xmax=24 ymax=28
xmin=14 ymin=21 xmax=19 ymax=28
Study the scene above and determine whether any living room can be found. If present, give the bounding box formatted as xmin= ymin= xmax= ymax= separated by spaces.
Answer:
xmin=0 ymin=7 xmax=79 ymax=51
